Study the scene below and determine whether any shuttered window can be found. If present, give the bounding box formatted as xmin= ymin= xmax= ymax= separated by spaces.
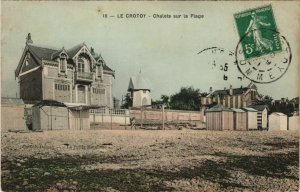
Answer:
xmin=93 ymin=88 xmax=105 ymax=94
xmin=55 ymin=83 xmax=70 ymax=91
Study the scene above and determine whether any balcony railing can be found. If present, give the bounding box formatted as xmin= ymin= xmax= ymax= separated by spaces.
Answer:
xmin=76 ymin=72 xmax=93 ymax=82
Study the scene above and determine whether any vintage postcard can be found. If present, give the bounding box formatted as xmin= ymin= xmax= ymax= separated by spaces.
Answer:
xmin=1 ymin=1 xmax=299 ymax=191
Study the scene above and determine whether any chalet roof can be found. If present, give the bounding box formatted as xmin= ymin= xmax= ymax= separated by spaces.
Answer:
xmin=248 ymin=105 xmax=268 ymax=111
xmin=231 ymin=108 xmax=245 ymax=113
xmin=94 ymin=54 xmax=113 ymax=72
xmin=241 ymin=107 xmax=258 ymax=112
xmin=206 ymin=104 xmax=233 ymax=112
xmin=94 ymin=54 xmax=104 ymax=62
xmin=207 ymin=83 xmax=257 ymax=97
xmin=28 ymin=44 xmax=57 ymax=61
xmin=209 ymin=87 xmax=249 ymax=97
xmin=16 ymin=43 xmax=114 ymax=76
xmin=66 ymin=43 xmax=85 ymax=58
xmin=51 ymin=48 xmax=68 ymax=59
xmin=128 ymin=70 xmax=150 ymax=91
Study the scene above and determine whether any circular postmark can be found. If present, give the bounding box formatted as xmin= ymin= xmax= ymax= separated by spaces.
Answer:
xmin=235 ymin=28 xmax=292 ymax=84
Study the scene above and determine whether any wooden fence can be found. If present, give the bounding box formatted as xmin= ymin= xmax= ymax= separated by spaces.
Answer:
xmin=89 ymin=108 xmax=130 ymax=130
xmin=129 ymin=107 xmax=204 ymax=129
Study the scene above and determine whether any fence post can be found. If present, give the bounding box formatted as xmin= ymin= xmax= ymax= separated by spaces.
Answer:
xmin=110 ymin=109 xmax=113 ymax=130
xmin=102 ymin=109 xmax=104 ymax=129
xmin=125 ymin=110 xmax=127 ymax=130
xmin=141 ymin=107 xmax=143 ymax=129
xmin=162 ymin=105 xmax=165 ymax=130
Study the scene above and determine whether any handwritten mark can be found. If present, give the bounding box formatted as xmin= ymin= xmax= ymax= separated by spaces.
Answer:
xmin=198 ymin=47 xmax=224 ymax=54
xmin=223 ymin=75 xmax=228 ymax=81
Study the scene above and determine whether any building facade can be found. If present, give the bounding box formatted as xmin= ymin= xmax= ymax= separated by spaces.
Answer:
xmin=201 ymin=82 xmax=262 ymax=109
xmin=15 ymin=34 xmax=115 ymax=107
xmin=128 ymin=70 xmax=151 ymax=107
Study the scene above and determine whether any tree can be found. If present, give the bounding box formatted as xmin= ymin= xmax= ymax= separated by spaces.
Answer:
xmin=169 ymin=87 xmax=201 ymax=111
xmin=121 ymin=93 xmax=132 ymax=109
xmin=161 ymin=94 xmax=170 ymax=108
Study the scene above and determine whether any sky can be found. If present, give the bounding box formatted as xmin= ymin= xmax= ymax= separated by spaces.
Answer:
xmin=1 ymin=1 xmax=299 ymax=101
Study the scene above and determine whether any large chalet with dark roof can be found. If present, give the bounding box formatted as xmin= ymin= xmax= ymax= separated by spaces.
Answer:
xmin=201 ymin=82 xmax=262 ymax=109
xmin=15 ymin=33 xmax=115 ymax=107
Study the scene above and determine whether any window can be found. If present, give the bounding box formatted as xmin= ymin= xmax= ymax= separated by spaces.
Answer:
xmin=59 ymin=54 xmax=67 ymax=73
xmin=78 ymin=57 xmax=85 ymax=72
xmin=55 ymin=83 xmax=70 ymax=91
xmin=97 ymin=65 xmax=103 ymax=78
xmin=77 ymin=56 xmax=91 ymax=73
xmin=93 ymin=88 xmax=105 ymax=94
xmin=251 ymin=91 xmax=255 ymax=100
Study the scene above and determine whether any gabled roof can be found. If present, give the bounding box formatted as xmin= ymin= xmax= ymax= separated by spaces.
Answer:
xmin=248 ymin=105 xmax=268 ymax=111
xmin=206 ymin=104 xmax=233 ymax=112
xmin=209 ymin=87 xmax=249 ymax=97
xmin=66 ymin=43 xmax=85 ymax=58
xmin=241 ymin=107 xmax=258 ymax=112
xmin=95 ymin=54 xmax=104 ymax=63
xmin=15 ymin=44 xmax=57 ymax=76
xmin=270 ymin=112 xmax=287 ymax=116
xmin=231 ymin=108 xmax=245 ymax=113
xmin=94 ymin=54 xmax=113 ymax=72
xmin=16 ymin=41 xmax=115 ymax=77
xmin=51 ymin=47 xmax=69 ymax=59
xmin=207 ymin=82 xmax=257 ymax=97
xmin=28 ymin=44 xmax=58 ymax=61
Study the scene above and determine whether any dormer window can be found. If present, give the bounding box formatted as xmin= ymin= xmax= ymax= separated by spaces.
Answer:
xmin=59 ymin=54 xmax=67 ymax=73
xmin=97 ymin=62 xmax=103 ymax=79
xmin=77 ymin=56 xmax=91 ymax=73
xmin=78 ymin=57 xmax=85 ymax=72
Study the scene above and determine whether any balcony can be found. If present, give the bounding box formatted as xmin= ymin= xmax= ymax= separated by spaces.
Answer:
xmin=75 ymin=71 xmax=93 ymax=83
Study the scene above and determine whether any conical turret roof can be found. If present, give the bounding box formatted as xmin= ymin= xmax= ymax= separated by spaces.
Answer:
xmin=128 ymin=70 xmax=150 ymax=91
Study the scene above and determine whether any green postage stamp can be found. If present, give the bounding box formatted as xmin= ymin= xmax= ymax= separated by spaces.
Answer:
xmin=234 ymin=5 xmax=282 ymax=59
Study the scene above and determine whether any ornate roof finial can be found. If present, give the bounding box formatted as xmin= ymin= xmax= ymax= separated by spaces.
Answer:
xmin=90 ymin=47 xmax=95 ymax=56
xmin=26 ymin=33 xmax=33 ymax=44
